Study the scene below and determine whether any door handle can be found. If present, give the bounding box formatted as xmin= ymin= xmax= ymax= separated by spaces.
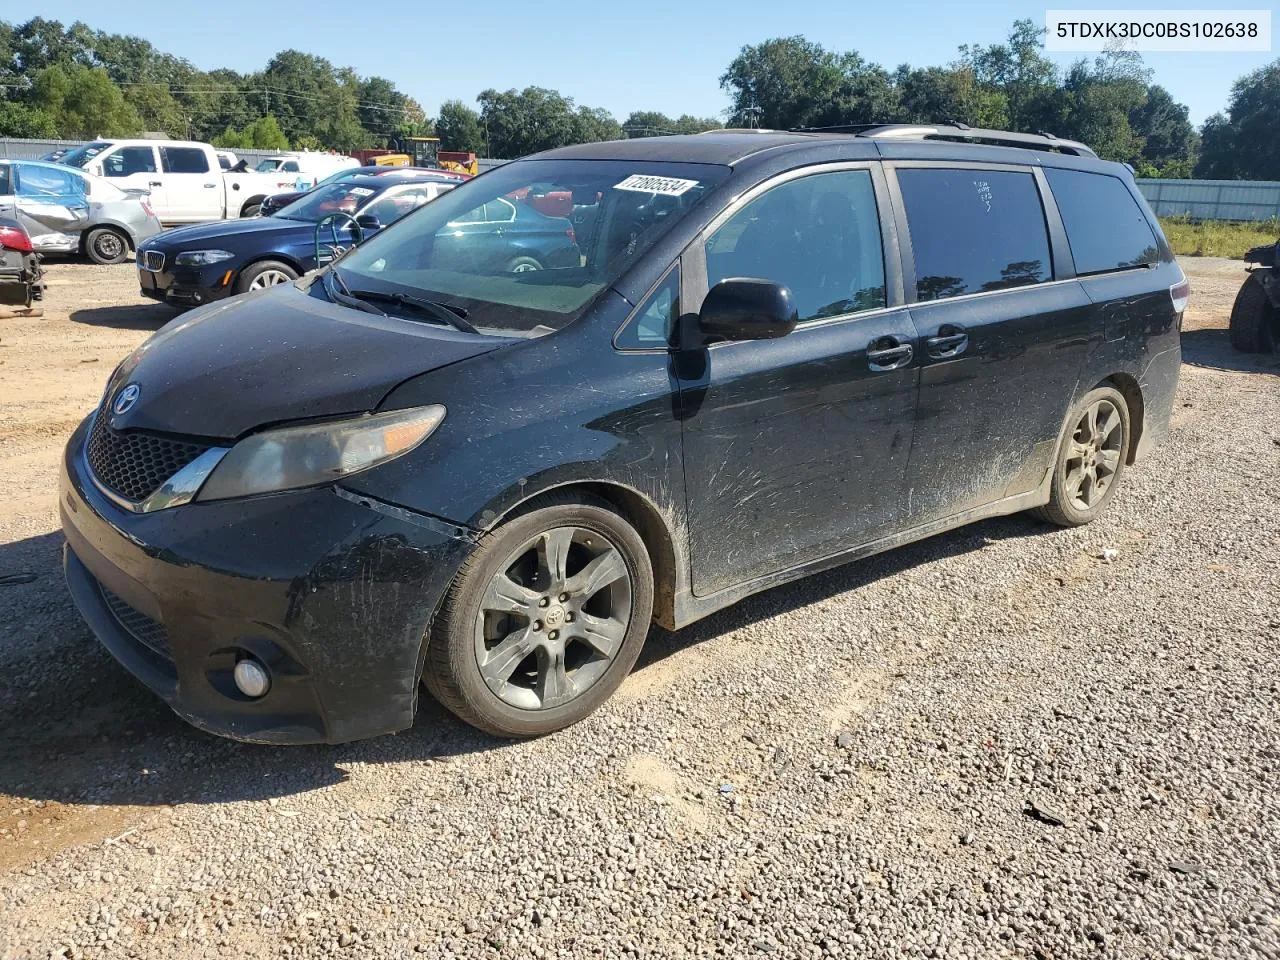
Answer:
xmin=926 ymin=325 xmax=969 ymax=359
xmin=867 ymin=337 xmax=914 ymax=371
xmin=148 ymin=181 xmax=163 ymax=188
xmin=203 ymin=183 xmax=217 ymax=188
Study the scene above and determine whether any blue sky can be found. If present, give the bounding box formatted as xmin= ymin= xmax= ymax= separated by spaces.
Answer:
xmin=29 ymin=0 xmax=1276 ymax=127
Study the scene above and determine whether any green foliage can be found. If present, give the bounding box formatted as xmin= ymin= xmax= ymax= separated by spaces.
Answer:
xmin=212 ymin=114 xmax=290 ymax=150
xmin=621 ymin=111 xmax=721 ymax=137
xmin=1194 ymin=59 xmax=1280 ymax=179
xmin=435 ymin=99 xmax=485 ymax=153
xmin=31 ymin=64 xmax=141 ymax=138
xmin=1159 ymin=216 xmax=1279 ymax=259
xmin=477 ymin=87 xmax=621 ymax=158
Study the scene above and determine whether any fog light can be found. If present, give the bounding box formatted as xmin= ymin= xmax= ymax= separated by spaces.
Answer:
xmin=233 ymin=657 xmax=271 ymax=698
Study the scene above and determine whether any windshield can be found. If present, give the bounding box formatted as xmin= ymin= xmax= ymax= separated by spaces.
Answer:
xmin=274 ymin=181 xmax=388 ymax=222
xmin=255 ymin=159 xmax=285 ymax=172
xmin=59 ymin=141 xmax=111 ymax=168
xmin=335 ymin=159 xmax=729 ymax=336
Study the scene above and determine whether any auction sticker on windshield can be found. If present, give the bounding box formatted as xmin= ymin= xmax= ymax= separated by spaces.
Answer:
xmin=614 ymin=175 xmax=700 ymax=196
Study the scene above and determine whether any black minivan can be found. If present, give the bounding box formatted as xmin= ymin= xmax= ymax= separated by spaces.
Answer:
xmin=61 ymin=126 xmax=1187 ymax=744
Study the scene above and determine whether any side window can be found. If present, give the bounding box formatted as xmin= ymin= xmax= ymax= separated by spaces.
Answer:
xmin=160 ymin=147 xmax=210 ymax=174
xmin=704 ymin=170 xmax=887 ymax=323
xmin=617 ymin=265 xmax=680 ymax=349
xmin=282 ymin=161 xmax=300 ymax=173
xmin=1045 ymin=168 xmax=1159 ymax=274
xmin=0 ymin=164 xmax=10 ymax=196
xmin=897 ymin=168 xmax=1052 ymax=301
xmin=15 ymin=164 xmax=83 ymax=198
xmin=102 ymin=146 xmax=157 ymax=178
xmin=362 ymin=187 xmax=429 ymax=225
xmin=483 ymin=198 xmax=517 ymax=223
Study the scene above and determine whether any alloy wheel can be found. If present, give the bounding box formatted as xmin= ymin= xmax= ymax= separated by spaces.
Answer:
xmin=249 ymin=269 xmax=292 ymax=289
xmin=1065 ymin=398 xmax=1124 ymax=510
xmin=474 ymin=526 xmax=632 ymax=711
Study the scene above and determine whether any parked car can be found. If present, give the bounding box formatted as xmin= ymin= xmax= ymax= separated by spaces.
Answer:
xmin=0 ymin=159 xmax=162 ymax=264
xmin=0 ymin=218 xmax=44 ymax=307
xmin=135 ymin=173 xmax=454 ymax=306
xmin=260 ymin=166 xmax=467 ymax=217
xmin=1228 ymin=240 xmax=1279 ymax=354
xmin=434 ymin=192 xmax=581 ymax=273
xmin=253 ymin=152 xmax=360 ymax=189
xmin=57 ymin=139 xmax=297 ymax=223
xmin=61 ymin=125 xmax=1185 ymax=745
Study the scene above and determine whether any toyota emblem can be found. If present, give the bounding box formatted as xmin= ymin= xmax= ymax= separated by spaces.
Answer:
xmin=112 ymin=383 xmax=141 ymax=416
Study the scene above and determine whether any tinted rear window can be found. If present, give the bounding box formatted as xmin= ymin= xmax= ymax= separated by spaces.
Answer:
xmin=161 ymin=147 xmax=210 ymax=174
xmin=1045 ymin=168 xmax=1159 ymax=274
xmin=898 ymin=168 xmax=1051 ymax=302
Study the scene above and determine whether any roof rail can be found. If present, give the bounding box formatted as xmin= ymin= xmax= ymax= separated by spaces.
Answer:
xmin=792 ymin=123 xmax=1097 ymax=158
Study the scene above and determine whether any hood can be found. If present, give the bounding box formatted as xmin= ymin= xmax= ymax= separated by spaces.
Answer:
xmin=104 ymin=281 xmax=503 ymax=440
xmin=149 ymin=216 xmax=306 ymax=248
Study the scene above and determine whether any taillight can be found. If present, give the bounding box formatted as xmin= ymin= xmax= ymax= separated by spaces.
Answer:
xmin=0 ymin=225 xmax=32 ymax=252
xmin=1170 ymin=276 xmax=1191 ymax=314
xmin=141 ymin=198 xmax=155 ymax=220
xmin=566 ymin=226 xmax=576 ymax=244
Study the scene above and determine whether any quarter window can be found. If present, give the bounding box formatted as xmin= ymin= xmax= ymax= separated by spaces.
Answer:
xmin=898 ymin=168 xmax=1051 ymax=301
xmin=617 ymin=265 xmax=680 ymax=349
xmin=705 ymin=170 xmax=887 ymax=322
xmin=102 ymin=146 xmax=157 ymax=178
xmin=1045 ymin=168 xmax=1159 ymax=274
xmin=160 ymin=146 xmax=210 ymax=174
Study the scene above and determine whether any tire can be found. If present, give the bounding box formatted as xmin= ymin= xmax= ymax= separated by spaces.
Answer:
xmin=241 ymin=202 xmax=262 ymax=218
xmin=423 ymin=493 xmax=654 ymax=737
xmin=84 ymin=227 xmax=129 ymax=265
xmin=504 ymin=256 xmax=542 ymax=274
xmin=234 ymin=260 xmax=298 ymax=294
xmin=1034 ymin=385 xmax=1132 ymax=528
xmin=1228 ymin=273 xmax=1275 ymax=353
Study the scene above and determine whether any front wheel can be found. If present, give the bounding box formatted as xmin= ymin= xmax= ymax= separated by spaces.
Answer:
xmin=234 ymin=260 xmax=298 ymax=294
xmin=240 ymin=202 xmax=262 ymax=219
xmin=423 ymin=495 xmax=654 ymax=737
xmin=85 ymin=227 xmax=129 ymax=265
xmin=1034 ymin=386 xmax=1131 ymax=528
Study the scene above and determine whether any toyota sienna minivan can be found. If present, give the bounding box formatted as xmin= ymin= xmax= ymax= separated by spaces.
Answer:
xmin=61 ymin=125 xmax=1187 ymax=743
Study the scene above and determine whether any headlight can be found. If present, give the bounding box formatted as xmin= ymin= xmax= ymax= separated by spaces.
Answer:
xmin=174 ymin=249 xmax=235 ymax=266
xmin=197 ymin=405 xmax=446 ymax=501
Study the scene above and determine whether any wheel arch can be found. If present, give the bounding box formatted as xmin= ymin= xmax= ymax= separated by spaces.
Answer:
xmin=238 ymin=194 xmax=267 ymax=217
xmin=79 ymin=221 xmax=134 ymax=254
xmin=481 ymin=479 xmax=681 ymax=630
xmin=1098 ymin=372 xmax=1144 ymax=465
xmin=235 ymin=252 xmax=305 ymax=283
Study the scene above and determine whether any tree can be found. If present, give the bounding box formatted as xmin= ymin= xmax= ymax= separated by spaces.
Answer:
xmin=896 ymin=66 xmax=1008 ymax=127
xmin=436 ymin=99 xmax=485 ymax=153
xmin=212 ymin=113 xmax=289 ymax=150
xmin=958 ymin=19 xmax=1060 ymax=133
xmin=30 ymin=64 xmax=140 ymax=138
xmin=0 ymin=100 xmax=58 ymax=137
xmin=1194 ymin=59 xmax=1280 ymax=180
xmin=621 ymin=110 xmax=721 ymax=137
xmin=478 ymin=87 xmax=610 ymax=157
xmin=1130 ymin=85 xmax=1196 ymax=169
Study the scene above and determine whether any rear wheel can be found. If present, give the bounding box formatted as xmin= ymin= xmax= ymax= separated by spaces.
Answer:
xmin=1034 ymin=386 xmax=1131 ymax=528
xmin=423 ymin=495 xmax=654 ymax=737
xmin=85 ymin=227 xmax=129 ymax=265
xmin=504 ymin=256 xmax=542 ymax=273
xmin=1228 ymin=273 xmax=1278 ymax=354
xmin=240 ymin=201 xmax=263 ymax=218
xmin=234 ymin=260 xmax=298 ymax=294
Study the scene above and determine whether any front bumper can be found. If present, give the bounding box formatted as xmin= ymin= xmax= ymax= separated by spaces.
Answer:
xmin=138 ymin=261 xmax=235 ymax=307
xmin=60 ymin=417 xmax=475 ymax=744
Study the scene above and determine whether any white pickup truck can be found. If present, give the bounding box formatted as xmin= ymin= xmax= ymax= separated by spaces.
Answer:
xmin=56 ymin=140 xmax=298 ymax=224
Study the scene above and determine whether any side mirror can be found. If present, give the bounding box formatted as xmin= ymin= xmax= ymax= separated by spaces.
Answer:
xmin=697 ymin=278 xmax=797 ymax=342
xmin=355 ymin=214 xmax=381 ymax=234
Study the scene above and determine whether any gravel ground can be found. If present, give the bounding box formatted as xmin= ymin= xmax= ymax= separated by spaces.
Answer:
xmin=1 ymin=257 xmax=1277 ymax=960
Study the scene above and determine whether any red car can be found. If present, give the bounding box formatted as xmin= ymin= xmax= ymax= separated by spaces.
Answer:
xmin=0 ymin=218 xmax=44 ymax=309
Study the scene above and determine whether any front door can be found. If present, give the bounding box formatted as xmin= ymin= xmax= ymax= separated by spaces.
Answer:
xmin=12 ymin=162 xmax=91 ymax=253
xmin=96 ymin=145 xmax=163 ymax=216
xmin=678 ymin=166 xmax=920 ymax=597
xmin=889 ymin=164 xmax=1097 ymax=523
xmin=158 ymin=145 xmax=222 ymax=222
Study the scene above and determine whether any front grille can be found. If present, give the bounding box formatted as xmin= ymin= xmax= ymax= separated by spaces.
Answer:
xmin=100 ymin=586 xmax=172 ymax=661
xmin=86 ymin=413 xmax=211 ymax=504
xmin=140 ymin=250 xmax=164 ymax=272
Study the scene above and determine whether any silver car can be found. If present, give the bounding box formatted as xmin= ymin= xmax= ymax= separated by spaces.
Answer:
xmin=0 ymin=160 xmax=162 ymax=264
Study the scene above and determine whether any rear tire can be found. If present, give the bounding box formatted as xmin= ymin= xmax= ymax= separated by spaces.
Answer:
xmin=423 ymin=494 xmax=654 ymax=737
xmin=504 ymin=256 xmax=542 ymax=273
xmin=234 ymin=260 xmax=298 ymax=294
xmin=1034 ymin=386 xmax=1131 ymax=528
xmin=241 ymin=202 xmax=262 ymax=218
xmin=84 ymin=227 xmax=129 ymax=265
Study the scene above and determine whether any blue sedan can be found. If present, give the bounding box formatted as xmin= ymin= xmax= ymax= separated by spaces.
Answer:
xmin=136 ymin=175 xmax=454 ymax=307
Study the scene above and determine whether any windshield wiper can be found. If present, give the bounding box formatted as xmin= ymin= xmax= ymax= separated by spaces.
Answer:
xmin=322 ymin=268 xmax=386 ymax=316
xmin=345 ymin=288 xmax=479 ymax=335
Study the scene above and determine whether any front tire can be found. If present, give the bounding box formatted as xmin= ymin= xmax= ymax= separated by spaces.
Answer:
xmin=85 ymin=227 xmax=129 ymax=265
xmin=1034 ymin=386 xmax=1131 ymax=528
xmin=234 ymin=260 xmax=298 ymax=294
xmin=241 ymin=201 xmax=263 ymax=218
xmin=424 ymin=495 xmax=654 ymax=737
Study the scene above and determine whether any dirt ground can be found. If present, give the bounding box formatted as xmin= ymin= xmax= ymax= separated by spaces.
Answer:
xmin=0 ymin=255 xmax=1277 ymax=959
